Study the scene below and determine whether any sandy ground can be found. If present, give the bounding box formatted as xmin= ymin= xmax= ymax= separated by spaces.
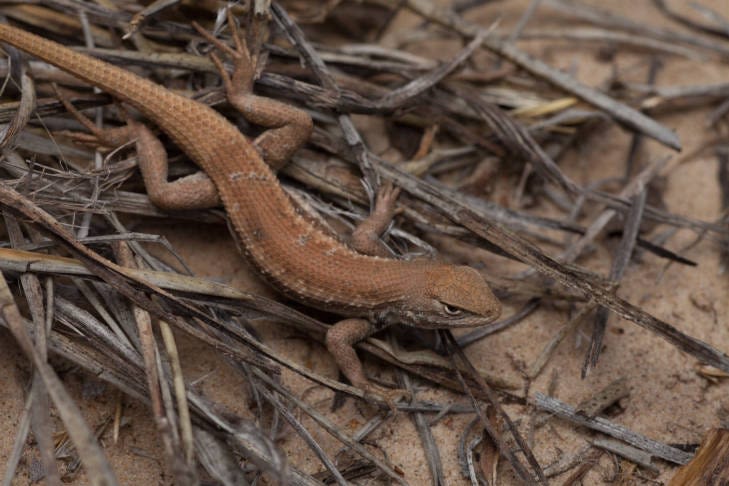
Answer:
xmin=2 ymin=0 xmax=729 ymax=484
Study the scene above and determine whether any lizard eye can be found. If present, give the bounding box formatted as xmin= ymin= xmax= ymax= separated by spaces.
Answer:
xmin=443 ymin=304 xmax=462 ymax=316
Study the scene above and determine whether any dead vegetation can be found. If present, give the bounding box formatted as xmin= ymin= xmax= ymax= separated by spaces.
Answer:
xmin=0 ymin=0 xmax=728 ymax=484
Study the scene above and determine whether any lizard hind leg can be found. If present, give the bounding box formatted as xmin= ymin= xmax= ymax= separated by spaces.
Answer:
xmin=52 ymin=83 xmax=137 ymax=149
xmin=134 ymin=126 xmax=221 ymax=211
xmin=193 ymin=10 xmax=312 ymax=172
xmin=53 ymin=85 xmax=221 ymax=211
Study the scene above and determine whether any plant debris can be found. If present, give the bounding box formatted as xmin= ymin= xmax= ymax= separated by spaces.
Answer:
xmin=0 ymin=1 xmax=727 ymax=484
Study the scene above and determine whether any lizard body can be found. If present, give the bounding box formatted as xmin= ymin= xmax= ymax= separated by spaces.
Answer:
xmin=0 ymin=22 xmax=501 ymax=396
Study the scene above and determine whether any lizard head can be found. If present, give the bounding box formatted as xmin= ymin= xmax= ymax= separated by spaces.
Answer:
xmin=390 ymin=264 xmax=502 ymax=328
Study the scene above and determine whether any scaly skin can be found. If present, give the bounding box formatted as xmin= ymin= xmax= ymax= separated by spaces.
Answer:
xmin=0 ymin=23 xmax=501 ymax=399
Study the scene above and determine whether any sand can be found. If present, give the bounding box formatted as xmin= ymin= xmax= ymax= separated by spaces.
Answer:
xmin=2 ymin=1 xmax=729 ymax=484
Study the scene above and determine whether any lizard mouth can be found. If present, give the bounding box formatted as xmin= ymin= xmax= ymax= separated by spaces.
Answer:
xmin=440 ymin=315 xmax=499 ymax=328
xmin=375 ymin=302 xmax=502 ymax=329
xmin=402 ymin=313 xmax=499 ymax=329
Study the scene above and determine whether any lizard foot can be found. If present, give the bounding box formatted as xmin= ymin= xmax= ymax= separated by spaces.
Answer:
xmin=56 ymin=125 xmax=137 ymax=151
xmin=193 ymin=9 xmax=259 ymax=96
xmin=372 ymin=181 xmax=402 ymax=222
xmin=52 ymin=84 xmax=136 ymax=149
xmin=362 ymin=382 xmax=412 ymax=413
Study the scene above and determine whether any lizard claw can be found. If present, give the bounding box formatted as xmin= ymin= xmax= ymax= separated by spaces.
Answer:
xmin=362 ymin=383 xmax=412 ymax=413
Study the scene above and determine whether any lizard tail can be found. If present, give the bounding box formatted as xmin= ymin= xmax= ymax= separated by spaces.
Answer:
xmin=0 ymin=23 xmax=235 ymax=161
xmin=0 ymin=24 xmax=174 ymax=113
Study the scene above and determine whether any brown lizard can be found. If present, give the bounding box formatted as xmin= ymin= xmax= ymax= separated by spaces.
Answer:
xmin=0 ymin=18 xmax=501 ymax=402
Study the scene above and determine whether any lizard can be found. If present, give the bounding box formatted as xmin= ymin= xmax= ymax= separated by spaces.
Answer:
xmin=0 ymin=16 xmax=501 ymax=403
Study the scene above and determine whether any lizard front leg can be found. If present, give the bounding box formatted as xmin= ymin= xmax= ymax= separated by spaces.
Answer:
xmin=194 ymin=11 xmax=312 ymax=172
xmin=326 ymin=318 xmax=410 ymax=409
xmin=349 ymin=182 xmax=401 ymax=257
xmin=325 ymin=318 xmax=374 ymax=391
